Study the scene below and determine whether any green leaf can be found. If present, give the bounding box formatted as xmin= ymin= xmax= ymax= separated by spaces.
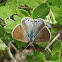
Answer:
xmin=0 ymin=26 xmax=5 ymax=37
xmin=35 ymin=0 xmax=47 ymax=4
xmin=33 ymin=51 xmax=45 ymax=61
xmin=52 ymin=41 xmax=61 ymax=55
xmin=18 ymin=0 xmax=47 ymax=8
xmin=51 ymin=41 xmax=61 ymax=61
xmin=33 ymin=50 xmax=39 ymax=57
xmin=27 ymin=54 xmax=33 ymax=61
xmin=0 ymin=26 xmax=10 ymax=42
xmin=14 ymin=15 xmax=22 ymax=21
xmin=5 ymin=0 xmax=17 ymax=16
xmin=14 ymin=40 xmax=27 ymax=48
xmin=36 ymin=42 xmax=48 ymax=48
xmin=0 ymin=3 xmax=4 ymax=7
xmin=18 ymin=0 xmax=38 ymax=8
xmin=51 ymin=25 xmax=57 ymax=33
xmin=0 ymin=0 xmax=17 ymax=19
xmin=56 ymin=59 xmax=62 ymax=62
xmin=24 ymin=0 xmax=39 ymax=8
xmin=28 ymin=57 xmax=45 ymax=62
xmin=33 ymin=3 xmax=50 ymax=19
xmin=56 ymin=16 xmax=62 ymax=26
xmin=50 ymin=6 xmax=62 ymax=26
xmin=48 ymin=52 xmax=60 ymax=61
xmin=0 ymin=6 xmax=8 ymax=19
xmin=16 ymin=9 xmax=29 ymax=17
xmin=4 ymin=20 xmax=21 ymax=34
xmin=52 ymin=52 xmax=60 ymax=61
xmin=51 ymin=6 xmax=62 ymax=15
xmin=0 ymin=39 xmax=7 ymax=51
xmin=48 ymin=0 xmax=62 ymax=7
xmin=61 ymin=41 xmax=62 ymax=50
xmin=47 ymin=41 xmax=61 ymax=61
xmin=50 ymin=25 xmax=57 ymax=39
xmin=38 ymin=52 xmax=45 ymax=60
xmin=47 ymin=54 xmax=52 ymax=60
xmin=4 ymin=15 xmax=22 ymax=34
xmin=5 ymin=18 xmax=14 ymax=25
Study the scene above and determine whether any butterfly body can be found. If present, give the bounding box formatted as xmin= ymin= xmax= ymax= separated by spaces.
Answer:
xmin=12 ymin=17 xmax=51 ymax=43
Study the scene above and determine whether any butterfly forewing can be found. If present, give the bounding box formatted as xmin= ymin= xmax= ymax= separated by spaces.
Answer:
xmin=37 ymin=19 xmax=45 ymax=33
xmin=12 ymin=24 xmax=29 ymax=43
xmin=32 ymin=19 xmax=45 ymax=39
xmin=21 ymin=17 xmax=33 ymax=33
xmin=33 ymin=18 xmax=45 ymax=33
xmin=21 ymin=17 xmax=34 ymax=41
xmin=21 ymin=17 xmax=28 ymax=33
xmin=34 ymin=26 xmax=51 ymax=43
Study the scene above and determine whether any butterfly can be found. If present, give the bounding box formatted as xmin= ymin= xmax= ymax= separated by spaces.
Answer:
xmin=12 ymin=17 xmax=51 ymax=44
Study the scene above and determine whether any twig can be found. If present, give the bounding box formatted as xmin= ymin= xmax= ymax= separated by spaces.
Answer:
xmin=8 ymin=41 xmax=23 ymax=62
xmin=9 ymin=42 xmax=19 ymax=53
xmin=48 ymin=33 xmax=60 ymax=47
xmin=18 ymin=6 xmax=33 ymax=10
xmin=7 ymin=43 xmax=17 ymax=62
xmin=22 ymin=43 xmax=30 ymax=52
xmin=45 ymin=32 xmax=61 ymax=53
xmin=8 ymin=41 xmax=21 ymax=55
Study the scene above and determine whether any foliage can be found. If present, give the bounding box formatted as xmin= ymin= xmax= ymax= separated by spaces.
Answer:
xmin=0 ymin=0 xmax=62 ymax=62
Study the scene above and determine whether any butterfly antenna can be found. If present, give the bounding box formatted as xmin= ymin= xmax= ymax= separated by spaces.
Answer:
xmin=22 ymin=43 xmax=30 ymax=52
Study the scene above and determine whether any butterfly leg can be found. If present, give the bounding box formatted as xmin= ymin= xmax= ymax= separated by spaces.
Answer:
xmin=31 ymin=44 xmax=36 ymax=51
xmin=29 ymin=42 xmax=36 ymax=51
xmin=45 ymin=33 xmax=60 ymax=55
xmin=22 ymin=42 xmax=36 ymax=52
xmin=22 ymin=43 xmax=31 ymax=52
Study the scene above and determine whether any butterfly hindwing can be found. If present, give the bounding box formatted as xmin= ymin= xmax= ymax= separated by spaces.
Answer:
xmin=34 ymin=26 xmax=51 ymax=43
xmin=32 ymin=18 xmax=45 ymax=40
xmin=12 ymin=24 xmax=29 ymax=43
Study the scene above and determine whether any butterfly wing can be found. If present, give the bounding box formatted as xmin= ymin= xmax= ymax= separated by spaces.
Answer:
xmin=34 ymin=26 xmax=51 ymax=43
xmin=21 ymin=17 xmax=33 ymax=33
xmin=21 ymin=18 xmax=45 ymax=36
xmin=21 ymin=17 xmax=34 ymax=41
xmin=32 ymin=18 xmax=45 ymax=40
xmin=35 ymin=18 xmax=45 ymax=33
xmin=12 ymin=24 xmax=29 ymax=43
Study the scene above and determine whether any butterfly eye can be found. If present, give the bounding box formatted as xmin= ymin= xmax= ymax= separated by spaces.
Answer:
xmin=28 ymin=19 xmax=29 ymax=21
xmin=38 ymin=21 xmax=39 ymax=22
